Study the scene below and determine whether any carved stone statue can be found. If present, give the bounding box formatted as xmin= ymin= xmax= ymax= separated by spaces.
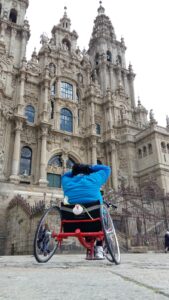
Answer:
xmin=40 ymin=33 xmax=49 ymax=45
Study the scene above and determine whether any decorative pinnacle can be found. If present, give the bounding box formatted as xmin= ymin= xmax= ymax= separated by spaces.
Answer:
xmin=98 ymin=0 xmax=105 ymax=14
xmin=64 ymin=6 xmax=67 ymax=16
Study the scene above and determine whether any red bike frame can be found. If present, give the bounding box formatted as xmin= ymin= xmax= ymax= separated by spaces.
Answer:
xmin=51 ymin=217 xmax=104 ymax=259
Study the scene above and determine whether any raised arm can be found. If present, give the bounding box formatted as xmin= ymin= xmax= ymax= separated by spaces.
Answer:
xmin=90 ymin=164 xmax=111 ymax=185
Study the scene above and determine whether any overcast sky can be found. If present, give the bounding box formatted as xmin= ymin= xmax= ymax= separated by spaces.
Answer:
xmin=26 ymin=0 xmax=169 ymax=127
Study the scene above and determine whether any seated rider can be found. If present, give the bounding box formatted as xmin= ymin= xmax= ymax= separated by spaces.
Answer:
xmin=61 ymin=163 xmax=111 ymax=259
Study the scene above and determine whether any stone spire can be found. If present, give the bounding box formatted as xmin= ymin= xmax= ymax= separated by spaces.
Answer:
xmin=97 ymin=1 xmax=105 ymax=15
xmin=59 ymin=6 xmax=71 ymax=31
xmin=89 ymin=1 xmax=116 ymax=48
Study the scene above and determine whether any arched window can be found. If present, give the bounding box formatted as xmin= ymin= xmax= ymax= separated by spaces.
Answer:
xmin=48 ymin=155 xmax=62 ymax=167
xmin=96 ymin=124 xmax=101 ymax=135
xmin=25 ymin=105 xmax=35 ymax=123
xmin=143 ymin=146 xmax=147 ymax=157
xmin=107 ymin=51 xmax=112 ymax=62
xmin=66 ymin=157 xmax=76 ymax=169
xmin=61 ymin=82 xmax=73 ymax=100
xmin=9 ymin=9 xmax=17 ymax=23
xmin=161 ymin=142 xmax=166 ymax=153
xmin=47 ymin=154 xmax=62 ymax=188
xmin=95 ymin=53 xmax=99 ymax=65
xmin=60 ymin=108 xmax=73 ymax=132
xmin=138 ymin=149 xmax=142 ymax=159
xmin=148 ymin=143 xmax=153 ymax=154
xmin=62 ymin=39 xmax=71 ymax=51
xmin=20 ymin=147 xmax=32 ymax=175
xmin=167 ymin=144 xmax=169 ymax=154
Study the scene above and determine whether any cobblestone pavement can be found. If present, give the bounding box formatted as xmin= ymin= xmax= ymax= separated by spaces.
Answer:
xmin=0 ymin=253 xmax=169 ymax=300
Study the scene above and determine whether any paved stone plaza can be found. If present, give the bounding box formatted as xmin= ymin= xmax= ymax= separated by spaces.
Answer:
xmin=0 ymin=253 xmax=169 ymax=299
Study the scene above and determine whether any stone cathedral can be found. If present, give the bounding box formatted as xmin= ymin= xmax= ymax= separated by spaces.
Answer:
xmin=0 ymin=0 xmax=169 ymax=255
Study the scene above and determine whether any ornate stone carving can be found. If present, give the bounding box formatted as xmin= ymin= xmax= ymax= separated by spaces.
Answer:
xmin=21 ymin=127 xmax=37 ymax=144
xmin=0 ymin=101 xmax=14 ymax=120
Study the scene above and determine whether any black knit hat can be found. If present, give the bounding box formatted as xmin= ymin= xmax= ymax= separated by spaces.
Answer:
xmin=72 ymin=164 xmax=91 ymax=176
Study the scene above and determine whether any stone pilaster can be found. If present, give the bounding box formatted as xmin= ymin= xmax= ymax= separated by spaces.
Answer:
xmin=39 ymin=125 xmax=48 ymax=187
xmin=42 ymin=67 xmax=50 ymax=122
xmin=18 ymin=62 xmax=26 ymax=115
xmin=9 ymin=29 xmax=17 ymax=57
xmin=10 ymin=120 xmax=23 ymax=184
xmin=110 ymin=143 xmax=118 ymax=190
xmin=91 ymin=138 xmax=97 ymax=164
xmin=20 ymin=31 xmax=29 ymax=62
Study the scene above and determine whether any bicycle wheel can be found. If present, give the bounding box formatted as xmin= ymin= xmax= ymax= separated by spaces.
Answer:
xmin=34 ymin=206 xmax=61 ymax=263
xmin=100 ymin=204 xmax=121 ymax=264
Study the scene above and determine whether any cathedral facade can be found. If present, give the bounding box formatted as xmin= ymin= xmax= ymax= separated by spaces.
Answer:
xmin=0 ymin=0 xmax=169 ymax=254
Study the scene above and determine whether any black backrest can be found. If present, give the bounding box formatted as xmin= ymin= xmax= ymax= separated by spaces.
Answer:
xmin=60 ymin=201 xmax=102 ymax=233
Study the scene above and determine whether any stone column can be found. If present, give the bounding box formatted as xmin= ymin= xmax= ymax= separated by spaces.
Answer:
xmin=18 ymin=62 xmax=26 ymax=115
xmin=10 ymin=120 xmax=23 ymax=183
xmin=123 ymin=72 xmax=129 ymax=96
xmin=74 ymin=108 xmax=78 ymax=134
xmin=91 ymin=101 xmax=95 ymax=134
xmin=20 ymin=31 xmax=28 ymax=62
xmin=128 ymin=64 xmax=135 ymax=108
xmin=91 ymin=138 xmax=97 ymax=164
xmin=39 ymin=125 xmax=48 ymax=187
xmin=110 ymin=143 xmax=118 ymax=190
xmin=42 ymin=67 xmax=50 ymax=122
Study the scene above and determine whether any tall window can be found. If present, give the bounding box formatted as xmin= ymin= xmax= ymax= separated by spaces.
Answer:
xmin=95 ymin=53 xmax=99 ymax=65
xmin=148 ymin=143 xmax=153 ymax=154
xmin=0 ymin=4 xmax=2 ymax=16
xmin=107 ymin=51 xmax=112 ymax=62
xmin=50 ymin=101 xmax=54 ymax=119
xmin=138 ymin=149 xmax=142 ymax=159
xmin=96 ymin=124 xmax=101 ymax=135
xmin=61 ymin=82 xmax=73 ymax=100
xmin=25 ymin=105 xmax=35 ymax=123
xmin=9 ymin=9 xmax=17 ymax=23
xmin=51 ymin=83 xmax=56 ymax=96
xmin=20 ymin=147 xmax=32 ymax=175
xmin=60 ymin=108 xmax=73 ymax=132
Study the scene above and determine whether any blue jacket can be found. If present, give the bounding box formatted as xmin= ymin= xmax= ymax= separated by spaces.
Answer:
xmin=61 ymin=165 xmax=111 ymax=204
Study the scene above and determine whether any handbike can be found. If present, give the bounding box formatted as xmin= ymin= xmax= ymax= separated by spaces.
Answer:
xmin=33 ymin=200 xmax=121 ymax=264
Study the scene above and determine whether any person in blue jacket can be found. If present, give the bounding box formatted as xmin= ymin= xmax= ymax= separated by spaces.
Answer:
xmin=61 ymin=163 xmax=111 ymax=259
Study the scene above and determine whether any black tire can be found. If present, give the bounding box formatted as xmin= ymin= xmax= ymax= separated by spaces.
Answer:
xmin=34 ymin=206 xmax=61 ymax=263
xmin=100 ymin=204 xmax=121 ymax=264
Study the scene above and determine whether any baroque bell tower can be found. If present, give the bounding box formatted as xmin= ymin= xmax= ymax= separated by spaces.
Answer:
xmin=0 ymin=0 xmax=30 ymax=67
